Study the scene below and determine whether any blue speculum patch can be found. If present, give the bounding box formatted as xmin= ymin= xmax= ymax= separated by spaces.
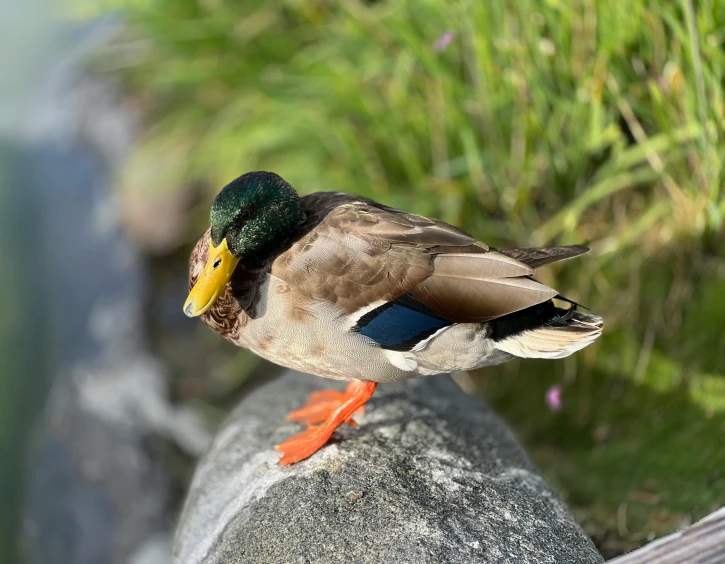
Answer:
xmin=355 ymin=296 xmax=451 ymax=351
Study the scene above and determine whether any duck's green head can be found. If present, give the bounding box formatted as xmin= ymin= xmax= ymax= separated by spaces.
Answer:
xmin=183 ymin=171 xmax=305 ymax=317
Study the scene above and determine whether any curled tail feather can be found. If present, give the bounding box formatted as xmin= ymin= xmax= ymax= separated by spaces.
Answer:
xmin=492 ymin=305 xmax=603 ymax=360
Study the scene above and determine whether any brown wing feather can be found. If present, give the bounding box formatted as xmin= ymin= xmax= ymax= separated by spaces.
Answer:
xmin=430 ymin=252 xmax=533 ymax=279
xmin=273 ymin=194 xmax=439 ymax=313
xmin=410 ymin=275 xmax=557 ymax=322
xmin=494 ymin=245 xmax=589 ymax=268
xmin=272 ymin=193 xmax=563 ymax=321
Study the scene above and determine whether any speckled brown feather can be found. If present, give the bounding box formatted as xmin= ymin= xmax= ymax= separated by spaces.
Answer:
xmin=189 ymin=228 xmax=267 ymax=343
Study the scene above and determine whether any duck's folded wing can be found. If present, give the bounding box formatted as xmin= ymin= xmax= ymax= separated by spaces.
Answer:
xmin=273 ymin=195 xmax=557 ymax=324
xmin=408 ymin=253 xmax=556 ymax=322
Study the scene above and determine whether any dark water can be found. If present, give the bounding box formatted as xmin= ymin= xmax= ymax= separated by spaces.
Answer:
xmin=0 ymin=13 xmax=173 ymax=563
xmin=0 ymin=143 xmax=49 ymax=564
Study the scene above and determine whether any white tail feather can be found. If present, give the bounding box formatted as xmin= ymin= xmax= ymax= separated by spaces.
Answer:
xmin=495 ymin=312 xmax=603 ymax=360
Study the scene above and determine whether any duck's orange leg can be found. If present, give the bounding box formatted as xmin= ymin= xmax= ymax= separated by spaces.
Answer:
xmin=286 ymin=388 xmax=347 ymax=425
xmin=276 ymin=381 xmax=377 ymax=465
xmin=286 ymin=381 xmax=368 ymax=427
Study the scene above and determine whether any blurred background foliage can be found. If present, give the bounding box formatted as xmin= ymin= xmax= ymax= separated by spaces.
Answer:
xmin=97 ymin=0 xmax=724 ymax=557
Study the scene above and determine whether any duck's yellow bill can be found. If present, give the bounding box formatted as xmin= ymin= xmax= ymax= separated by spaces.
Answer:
xmin=183 ymin=238 xmax=240 ymax=317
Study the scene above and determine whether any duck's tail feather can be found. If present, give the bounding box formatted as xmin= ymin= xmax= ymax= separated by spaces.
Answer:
xmin=491 ymin=303 xmax=603 ymax=360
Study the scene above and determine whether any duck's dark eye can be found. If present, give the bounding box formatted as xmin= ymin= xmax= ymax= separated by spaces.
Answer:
xmin=213 ymin=258 xmax=222 ymax=269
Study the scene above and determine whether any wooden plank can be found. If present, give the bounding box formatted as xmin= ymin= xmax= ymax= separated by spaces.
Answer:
xmin=608 ymin=507 xmax=725 ymax=563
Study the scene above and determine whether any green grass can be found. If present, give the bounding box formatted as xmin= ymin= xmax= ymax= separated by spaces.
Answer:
xmin=484 ymin=363 xmax=725 ymax=557
xmin=481 ymin=327 xmax=725 ymax=557
xmin=99 ymin=0 xmax=725 ymax=555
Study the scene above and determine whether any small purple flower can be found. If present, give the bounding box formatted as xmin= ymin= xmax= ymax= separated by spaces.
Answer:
xmin=545 ymin=385 xmax=562 ymax=412
xmin=434 ymin=31 xmax=455 ymax=53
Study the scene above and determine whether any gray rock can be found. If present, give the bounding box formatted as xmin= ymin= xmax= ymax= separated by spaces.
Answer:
xmin=174 ymin=371 xmax=603 ymax=564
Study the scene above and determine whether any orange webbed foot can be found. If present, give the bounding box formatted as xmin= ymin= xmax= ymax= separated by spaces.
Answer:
xmin=276 ymin=381 xmax=377 ymax=466
xmin=285 ymin=383 xmax=366 ymax=427
xmin=275 ymin=425 xmax=330 ymax=465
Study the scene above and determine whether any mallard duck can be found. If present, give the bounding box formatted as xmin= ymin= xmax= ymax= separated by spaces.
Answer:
xmin=184 ymin=172 xmax=602 ymax=465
